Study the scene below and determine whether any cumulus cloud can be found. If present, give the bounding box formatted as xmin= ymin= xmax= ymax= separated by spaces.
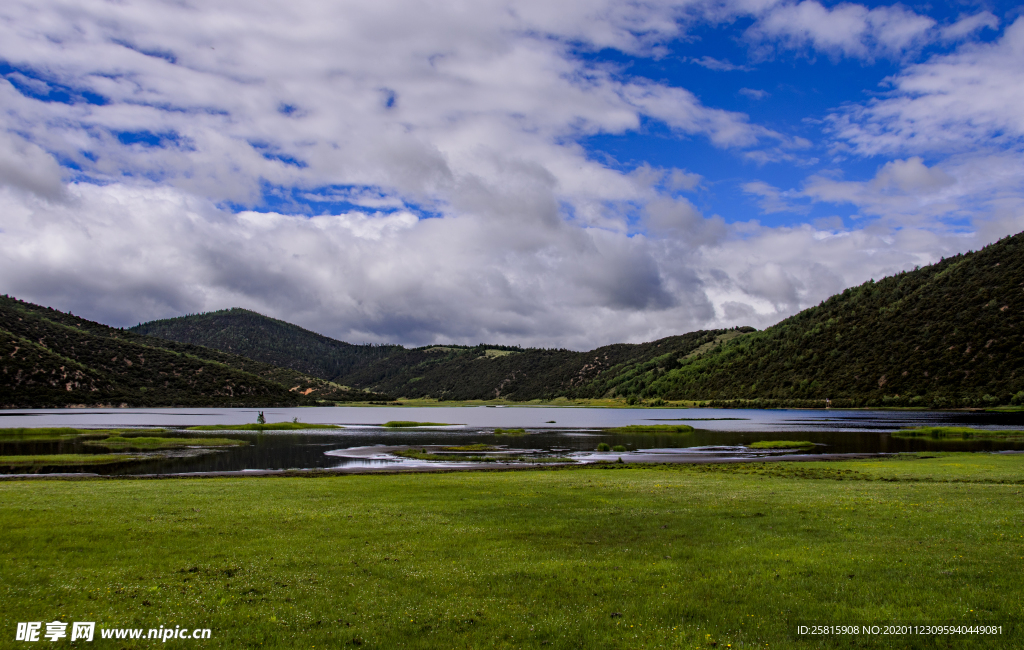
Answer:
xmin=744 ymin=1 xmax=936 ymax=60
xmin=0 ymin=0 xmax=1020 ymax=349
xmin=738 ymin=87 xmax=769 ymax=100
xmin=829 ymin=17 xmax=1024 ymax=155
xmin=0 ymin=130 xmax=66 ymax=201
xmin=742 ymin=180 xmax=807 ymax=214
xmin=3 ymin=181 xmax=1006 ymax=348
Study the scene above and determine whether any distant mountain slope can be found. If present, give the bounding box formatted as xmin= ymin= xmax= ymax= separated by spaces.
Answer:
xmin=334 ymin=331 xmax=747 ymax=401
xmin=131 ymin=308 xmax=401 ymax=381
xmin=0 ymin=297 xmax=390 ymax=408
xmin=132 ymin=307 xmax=746 ymax=401
xmin=636 ymin=232 xmax=1024 ymax=407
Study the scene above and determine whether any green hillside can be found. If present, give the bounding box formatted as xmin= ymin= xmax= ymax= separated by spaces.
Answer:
xmin=0 ymin=296 xmax=391 ymax=408
xmin=131 ymin=308 xmax=401 ymax=381
xmin=633 ymin=232 xmax=1024 ymax=407
xmin=333 ymin=331 xmax=746 ymax=401
xmin=131 ymin=306 xmax=744 ymax=402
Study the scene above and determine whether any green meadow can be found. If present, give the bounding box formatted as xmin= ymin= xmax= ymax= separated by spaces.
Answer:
xmin=0 ymin=454 xmax=1021 ymax=648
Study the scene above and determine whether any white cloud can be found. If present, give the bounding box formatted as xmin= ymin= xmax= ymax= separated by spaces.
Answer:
xmin=0 ymin=131 xmax=66 ymax=201
xmin=0 ymin=0 xmax=1020 ymax=349
xmin=742 ymin=180 xmax=807 ymax=214
xmin=739 ymin=87 xmax=769 ymax=100
xmin=3 ymin=180 xmax=1018 ymax=348
xmin=829 ymin=17 xmax=1024 ymax=155
xmin=940 ymin=12 xmax=1000 ymax=43
xmin=690 ymin=56 xmax=751 ymax=71
xmin=745 ymin=1 xmax=936 ymax=60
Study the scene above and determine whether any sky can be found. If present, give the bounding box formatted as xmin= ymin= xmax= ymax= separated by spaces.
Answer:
xmin=1 ymin=0 xmax=1022 ymax=350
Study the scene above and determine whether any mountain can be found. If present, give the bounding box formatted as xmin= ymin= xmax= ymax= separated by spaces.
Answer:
xmin=0 ymin=296 xmax=392 ymax=408
xmin=131 ymin=308 xmax=401 ymax=381
xmin=131 ymin=308 xmax=749 ymax=401
xmin=333 ymin=330 xmax=750 ymax=401
xmin=634 ymin=232 xmax=1024 ymax=408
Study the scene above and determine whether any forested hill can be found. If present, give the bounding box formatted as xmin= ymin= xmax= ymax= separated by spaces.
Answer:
xmin=0 ymin=296 xmax=390 ymax=408
xmin=131 ymin=308 xmax=401 ymax=381
xmin=635 ymin=232 xmax=1024 ymax=407
xmin=331 ymin=330 xmax=749 ymax=401
xmin=130 ymin=307 xmax=750 ymax=401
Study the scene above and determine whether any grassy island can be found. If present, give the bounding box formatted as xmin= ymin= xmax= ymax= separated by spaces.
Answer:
xmin=604 ymin=424 xmax=694 ymax=434
xmin=747 ymin=440 xmax=816 ymax=449
xmin=84 ymin=437 xmax=248 ymax=451
xmin=893 ymin=426 xmax=1024 ymax=441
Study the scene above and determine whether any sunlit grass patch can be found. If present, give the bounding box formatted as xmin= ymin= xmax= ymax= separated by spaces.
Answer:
xmin=2 ymin=457 xmax=1021 ymax=648
xmin=0 ymin=427 xmax=167 ymax=441
xmin=439 ymin=444 xmax=496 ymax=451
xmin=747 ymin=440 xmax=815 ymax=449
xmin=893 ymin=426 xmax=1024 ymax=441
xmin=493 ymin=428 xmax=527 ymax=435
xmin=0 ymin=453 xmax=145 ymax=467
xmin=83 ymin=437 xmax=248 ymax=451
xmin=604 ymin=424 xmax=694 ymax=434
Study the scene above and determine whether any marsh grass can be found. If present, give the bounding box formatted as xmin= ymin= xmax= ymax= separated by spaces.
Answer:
xmin=83 ymin=437 xmax=248 ymax=451
xmin=493 ymin=428 xmax=527 ymax=436
xmin=0 ymin=454 xmax=1021 ymax=649
xmin=187 ymin=422 xmax=340 ymax=431
xmin=604 ymin=425 xmax=694 ymax=434
xmin=747 ymin=440 xmax=815 ymax=449
xmin=893 ymin=426 xmax=1024 ymax=441
xmin=0 ymin=453 xmax=145 ymax=467
xmin=440 ymin=444 xmax=496 ymax=451
xmin=0 ymin=427 xmax=167 ymax=441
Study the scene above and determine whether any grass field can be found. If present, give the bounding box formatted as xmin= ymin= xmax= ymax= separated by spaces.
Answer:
xmin=1 ymin=454 xmax=1021 ymax=648
xmin=83 ymin=437 xmax=248 ymax=451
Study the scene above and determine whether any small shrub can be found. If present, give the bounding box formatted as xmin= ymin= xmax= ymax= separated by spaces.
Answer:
xmin=612 ymin=445 xmax=626 ymax=452
xmin=597 ymin=443 xmax=611 ymax=451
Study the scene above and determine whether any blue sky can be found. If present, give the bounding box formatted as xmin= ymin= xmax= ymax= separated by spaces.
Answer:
xmin=0 ymin=0 xmax=1022 ymax=348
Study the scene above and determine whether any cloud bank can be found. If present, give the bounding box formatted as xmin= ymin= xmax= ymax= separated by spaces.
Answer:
xmin=0 ymin=0 xmax=1021 ymax=348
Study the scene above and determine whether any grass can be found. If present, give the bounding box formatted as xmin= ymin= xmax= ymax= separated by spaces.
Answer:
xmin=440 ymin=444 xmax=496 ymax=451
xmin=382 ymin=421 xmax=451 ymax=428
xmin=1 ymin=454 xmax=1022 ymax=648
xmin=893 ymin=426 xmax=1024 ymax=441
xmin=187 ymin=422 xmax=340 ymax=431
xmin=493 ymin=428 xmax=527 ymax=436
xmin=604 ymin=424 xmax=695 ymax=434
xmin=748 ymin=440 xmax=816 ymax=449
xmin=0 ymin=454 xmax=145 ymax=467
xmin=0 ymin=428 xmax=168 ymax=441
xmin=83 ymin=437 xmax=249 ymax=451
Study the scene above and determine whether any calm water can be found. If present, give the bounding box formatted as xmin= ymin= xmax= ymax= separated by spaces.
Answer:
xmin=2 ymin=406 xmax=1023 ymax=475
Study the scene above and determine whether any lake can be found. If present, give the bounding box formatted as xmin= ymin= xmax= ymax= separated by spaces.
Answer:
xmin=2 ymin=406 xmax=1023 ymax=475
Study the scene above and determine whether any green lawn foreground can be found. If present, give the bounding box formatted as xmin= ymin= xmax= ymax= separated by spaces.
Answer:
xmin=1 ymin=455 xmax=1022 ymax=649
